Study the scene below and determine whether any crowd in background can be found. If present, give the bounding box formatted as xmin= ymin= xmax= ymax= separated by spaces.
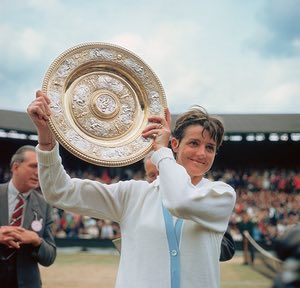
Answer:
xmin=207 ymin=168 xmax=300 ymax=244
xmin=1 ymin=164 xmax=299 ymax=243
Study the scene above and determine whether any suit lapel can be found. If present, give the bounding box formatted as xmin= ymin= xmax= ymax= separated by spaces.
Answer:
xmin=0 ymin=184 xmax=9 ymax=226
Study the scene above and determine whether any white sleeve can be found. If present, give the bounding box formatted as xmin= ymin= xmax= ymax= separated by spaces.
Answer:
xmin=151 ymin=147 xmax=236 ymax=233
xmin=36 ymin=143 xmax=126 ymax=222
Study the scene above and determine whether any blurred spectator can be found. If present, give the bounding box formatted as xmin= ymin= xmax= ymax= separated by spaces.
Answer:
xmin=99 ymin=220 xmax=114 ymax=239
xmin=272 ymin=224 xmax=300 ymax=288
xmin=237 ymin=211 xmax=255 ymax=265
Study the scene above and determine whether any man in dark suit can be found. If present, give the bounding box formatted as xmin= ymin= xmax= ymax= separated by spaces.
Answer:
xmin=0 ymin=145 xmax=56 ymax=288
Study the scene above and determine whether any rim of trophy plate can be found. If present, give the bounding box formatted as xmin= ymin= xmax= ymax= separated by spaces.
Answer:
xmin=42 ymin=42 xmax=167 ymax=167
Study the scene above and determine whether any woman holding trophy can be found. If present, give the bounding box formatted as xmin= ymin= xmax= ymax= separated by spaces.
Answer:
xmin=28 ymin=89 xmax=235 ymax=288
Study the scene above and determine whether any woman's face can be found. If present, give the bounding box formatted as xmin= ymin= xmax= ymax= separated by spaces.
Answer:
xmin=171 ymin=125 xmax=217 ymax=185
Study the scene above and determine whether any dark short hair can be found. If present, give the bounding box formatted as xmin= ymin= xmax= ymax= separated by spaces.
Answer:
xmin=173 ymin=105 xmax=224 ymax=150
xmin=10 ymin=145 xmax=36 ymax=168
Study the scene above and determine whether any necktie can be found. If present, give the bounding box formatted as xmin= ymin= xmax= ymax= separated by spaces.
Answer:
xmin=10 ymin=194 xmax=25 ymax=227
xmin=1 ymin=194 xmax=25 ymax=261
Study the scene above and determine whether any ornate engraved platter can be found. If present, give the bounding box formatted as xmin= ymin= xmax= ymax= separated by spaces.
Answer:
xmin=42 ymin=42 xmax=167 ymax=167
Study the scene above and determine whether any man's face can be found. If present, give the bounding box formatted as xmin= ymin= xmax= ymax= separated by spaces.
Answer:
xmin=145 ymin=158 xmax=159 ymax=183
xmin=11 ymin=150 xmax=39 ymax=193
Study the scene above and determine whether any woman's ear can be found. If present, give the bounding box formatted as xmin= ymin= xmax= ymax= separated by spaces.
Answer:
xmin=171 ymin=138 xmax=179 ymax=153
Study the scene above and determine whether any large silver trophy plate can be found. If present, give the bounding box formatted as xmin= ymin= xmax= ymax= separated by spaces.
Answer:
xmin=42 ymin=42 xmax=167 ymax=167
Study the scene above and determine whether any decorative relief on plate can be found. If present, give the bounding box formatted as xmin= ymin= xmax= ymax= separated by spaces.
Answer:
xmin=68 ymin=73 xmax=136 ymax=139
xmin=94 ymin=93 xmax=118 ymax=117
xmin=43 ymin=42 xmax=167 ymax=167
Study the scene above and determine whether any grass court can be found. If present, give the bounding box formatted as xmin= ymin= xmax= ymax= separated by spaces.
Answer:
xmin=40 ymin=250 xmax=273 ymax=287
